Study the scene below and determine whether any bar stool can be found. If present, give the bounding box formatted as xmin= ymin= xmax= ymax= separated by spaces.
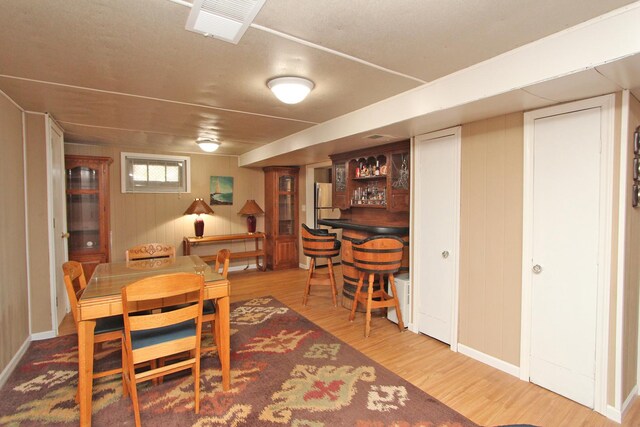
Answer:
xmin=349 ymin=235 xmax=405 ymax=337
xmin=301 ymin=224 xmax=341 ymax=306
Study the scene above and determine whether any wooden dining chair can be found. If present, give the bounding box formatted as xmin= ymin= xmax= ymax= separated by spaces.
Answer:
xmin=125 ymin=243 xmax=176 ymax=262
xmin=62 ymin=261 xmax=124 ymax=401
xmin=121 ymin=272 xmax=204 ymax=427
xmin=201 ymin=249 xmax=230 ymax=353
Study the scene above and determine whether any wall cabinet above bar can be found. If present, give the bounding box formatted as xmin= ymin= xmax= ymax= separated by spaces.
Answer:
xmin=330 ymin=140 xmax=410 ymax=212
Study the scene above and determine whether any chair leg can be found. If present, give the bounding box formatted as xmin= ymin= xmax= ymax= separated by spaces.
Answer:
xmin=123 ymin=344 xmax=141 ymax=427
xmin=327 ymin=257 xmax=338 ymax=307
xmin=388 ymin=274 xmax=405 ymax=331
xmin=365 ymin=273 xmax=374 ymax=338
xmin=194 ymin=358 xmax=201 ymax=414
xmin=302 ymin=258 xmax=315 ymax=306
xmin=121 ymin=337 xmax=127 ymax=395
xmin=349 ymin=272 xmax=364 ymax=321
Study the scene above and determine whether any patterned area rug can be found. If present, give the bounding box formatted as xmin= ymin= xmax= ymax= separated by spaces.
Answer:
xmin=0 ymin=297 xmax=478 ymax=426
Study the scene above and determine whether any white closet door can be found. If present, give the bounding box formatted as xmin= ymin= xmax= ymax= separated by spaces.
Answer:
xmin=529 ymin=107 xmax=601 ymax=408
xmin=413 ymin=128 xmax=460 ymax=345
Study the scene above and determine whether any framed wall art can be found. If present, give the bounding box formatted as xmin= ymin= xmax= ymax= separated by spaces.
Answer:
xmin=210 ymin=176 xmax=233 ymax=205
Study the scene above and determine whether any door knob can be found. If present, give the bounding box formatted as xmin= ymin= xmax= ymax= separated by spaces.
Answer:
xmin=532 ymin=264 xmax=542 ymax=274
xmin=61 ymin=232 xmax=70 ymax=239
xmin=442 ymin=250 xmax=449 ymax=259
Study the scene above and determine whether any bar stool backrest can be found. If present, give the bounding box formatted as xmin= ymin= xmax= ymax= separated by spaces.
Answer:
xmin=352 ymin=235 xmax=404 ymax=275
xmin=301 ymin=223 xmax=340 ymax=258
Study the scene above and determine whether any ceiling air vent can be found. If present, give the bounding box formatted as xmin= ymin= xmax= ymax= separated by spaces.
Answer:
xmin=365 ymin=134 xmax=387 ymax=140
xmin=186 ymin=0 xmax=266 ymax=44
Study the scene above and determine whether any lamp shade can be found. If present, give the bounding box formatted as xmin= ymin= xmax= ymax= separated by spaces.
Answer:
xmin=238 ymin=199 xmax=264 ymax=216
xmin=184 ymin=198 xmax=214 ymax=216
xmin=267 ymin=77 xmax=314 ymax=104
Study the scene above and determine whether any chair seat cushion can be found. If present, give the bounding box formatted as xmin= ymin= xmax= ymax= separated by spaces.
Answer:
xmin=334 ymin=240 xmax=341 ymax=250
xmin=130 ymin=319 xmax=196 ymax=350
xmin=95 ymin=315 xmax=124 ymax=334
xmin=203 ymin=300 xmax=216 ymax=315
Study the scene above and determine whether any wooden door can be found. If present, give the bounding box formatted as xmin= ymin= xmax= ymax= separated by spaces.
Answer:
xmin=413 ymin=127 xmax=461 ymax=345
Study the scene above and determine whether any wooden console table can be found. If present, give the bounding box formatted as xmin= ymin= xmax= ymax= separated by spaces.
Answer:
xmin=183 ymin=232 xmax=267 ymax=271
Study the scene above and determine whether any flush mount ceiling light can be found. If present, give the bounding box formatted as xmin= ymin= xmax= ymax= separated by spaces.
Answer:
xmin=267 ymin=77 xmax=315 ymax=104
xmin=196 ymin=138 xmax=220 ymax=152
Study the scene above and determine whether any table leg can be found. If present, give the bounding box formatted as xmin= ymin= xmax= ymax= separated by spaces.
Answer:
xmin=216 ymin=296 xmax=230 ymax=390
xmin=78 ymin=319 xmax=96 ymax=426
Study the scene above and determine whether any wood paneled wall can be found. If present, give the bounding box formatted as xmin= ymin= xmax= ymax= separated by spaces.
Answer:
xmin=459 ymin=112 xmax=523 ymax=366
xmin=623 ymin=94 xmax=640 ymax=400
xmin=64 ymin=144 xmax=264 ymax=266
xmin=0 ymin=94 xmax=29 ymax=374
xmin=24 ymin=113 xmax=53 ymax=334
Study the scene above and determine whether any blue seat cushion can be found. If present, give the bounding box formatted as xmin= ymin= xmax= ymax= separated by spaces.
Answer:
xmin=95 ymin=315 xmax=124 ymax=334
xmin=130 ymin=319 xmax=196 ymax=350
xmin=203 ymin=300 xmax=216 ymax=315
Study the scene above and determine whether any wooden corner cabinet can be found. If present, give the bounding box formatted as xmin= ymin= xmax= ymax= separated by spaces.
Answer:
xmin=65 ymin=155 xmax=112 ymax=279
xmin=330 ymin=140 xmax=410 ymax=212
xmin=263 ymin=166 xmax=299 ymax=270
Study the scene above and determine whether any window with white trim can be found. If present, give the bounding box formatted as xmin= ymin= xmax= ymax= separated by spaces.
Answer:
xmin=121 ymin=153 xmax=191 ymax=193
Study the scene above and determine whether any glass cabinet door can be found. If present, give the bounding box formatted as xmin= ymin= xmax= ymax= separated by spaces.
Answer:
xmin=66 ymin=194 xmax=101 ymax=251
xmin=278 ymin=175 xmax=294 ymax=192
xmin=67 ymin=166 xmax=99 ymax=190
xmin=278 ymin=194 xmax=294 ymax=235
xmin=66 ymin=165 xmax=101 ymax=251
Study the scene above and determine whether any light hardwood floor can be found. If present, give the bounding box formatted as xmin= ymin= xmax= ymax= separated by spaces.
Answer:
xmin=60 ymin=266 xmax=640 ymax=426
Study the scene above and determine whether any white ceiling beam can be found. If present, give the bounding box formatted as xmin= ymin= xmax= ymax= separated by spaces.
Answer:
xmin=239 ymin=1 xmax=640 ymax=167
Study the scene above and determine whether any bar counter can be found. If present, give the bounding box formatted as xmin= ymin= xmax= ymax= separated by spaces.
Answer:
xmin=318 ymin=219 xmax=409 ymax=310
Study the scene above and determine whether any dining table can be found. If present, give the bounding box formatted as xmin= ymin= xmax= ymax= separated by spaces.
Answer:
xmin=76 ymin=255 xmax=231 ymax=426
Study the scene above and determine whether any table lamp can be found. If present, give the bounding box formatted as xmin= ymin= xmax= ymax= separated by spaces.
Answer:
xmin=238 ymin=199 xmax=264 ymax=233
xmin=183 ymin=198 xmax=214 ymax=238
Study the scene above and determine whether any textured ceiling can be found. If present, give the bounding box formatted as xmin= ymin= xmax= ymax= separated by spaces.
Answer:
xmin=0 ymin=0 xmax=636 ymax=158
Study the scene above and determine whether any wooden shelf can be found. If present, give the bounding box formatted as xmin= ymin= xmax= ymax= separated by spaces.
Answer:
xmin=353 ymin=175 xmax=387 ymax=181
xmin=183 ymin=232 xmax=266 ymax=271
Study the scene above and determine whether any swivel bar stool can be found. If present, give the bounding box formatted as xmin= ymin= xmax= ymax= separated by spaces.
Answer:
xmin=301 ymin=224 xmax=341 ymax=306
xmin=349 ymin=235 xmax=405 ymax=337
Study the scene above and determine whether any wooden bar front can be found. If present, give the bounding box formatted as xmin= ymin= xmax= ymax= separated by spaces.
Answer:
xmin=318 ymin=219 xmax=409 ymax=310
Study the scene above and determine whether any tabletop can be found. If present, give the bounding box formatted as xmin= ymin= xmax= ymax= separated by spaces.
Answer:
xmin=82 ymin=255 xmax=222 ymax=301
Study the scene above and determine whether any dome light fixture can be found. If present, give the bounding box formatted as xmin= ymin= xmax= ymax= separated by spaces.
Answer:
xmin=267 ymin=76 xmax=315 ymax=104
xmin=196 ymin=137 xmax=220 ymax=153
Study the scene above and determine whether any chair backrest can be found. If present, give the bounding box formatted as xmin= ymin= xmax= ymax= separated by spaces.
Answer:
xmin=301 ymin=223 xmax=338 ymax=258
xmin=62 ymin=261 xmax=87 ymax=325
xmin=126 ymin=243 xmax=176 ymax=262
xmin=214 ymin=249 xmax=230 ymax=279
xmin=121 ymin=273 xmax=204 ymax=364
xmin=352 ymin=235 xmax=404 ymax=275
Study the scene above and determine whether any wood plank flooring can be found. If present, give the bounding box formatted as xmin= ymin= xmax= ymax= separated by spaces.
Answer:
xmin=60 ymin=266 xmax=640 ymax=426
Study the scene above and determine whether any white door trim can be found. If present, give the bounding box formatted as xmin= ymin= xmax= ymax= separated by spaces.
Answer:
xmin=520 ymin=94 xmax=615 ymax=414
xmin=411 ymin=126 xmax=461 ymax=351
xmin=303 ymin=160 xmax=332 ymax=269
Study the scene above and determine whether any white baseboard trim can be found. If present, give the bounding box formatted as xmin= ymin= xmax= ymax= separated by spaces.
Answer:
xmin=605 ymin=405 xmax=622 ymax=423
xmin=300 ymin=262 xmax=308 ymax=270
xmin=31 ymin=330 xmax=56 ymax=341
xmin=0 ymin=337 xmax=31 ymax=388
xmin=620 ymin=385 xmax=639 ymax=421
xmin=457 ymin=343 xmax=520 ymax=378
